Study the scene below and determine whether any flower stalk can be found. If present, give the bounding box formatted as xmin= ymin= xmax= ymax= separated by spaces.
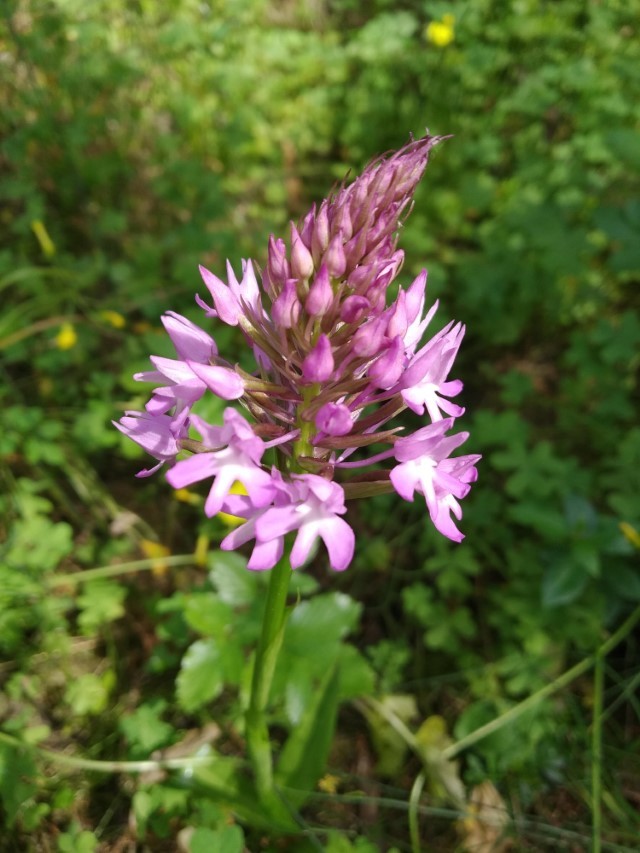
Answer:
xmin=245 ymin=548 xmax=291 ymax=807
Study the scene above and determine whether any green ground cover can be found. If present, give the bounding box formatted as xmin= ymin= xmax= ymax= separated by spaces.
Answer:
xmin=1 ymin=0 xmax=639 ymax=849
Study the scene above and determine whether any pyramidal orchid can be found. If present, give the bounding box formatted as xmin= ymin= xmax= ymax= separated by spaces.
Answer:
xmin=116 ymin=135 xmax=480 ymax=572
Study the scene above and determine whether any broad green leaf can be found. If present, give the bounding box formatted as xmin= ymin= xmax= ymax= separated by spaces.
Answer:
xmin=542 ymin=557 xmax=588 ymax=607
xmin=188 ymin=825 xmax=244 ymax=853
xmin=176 ymin=639 xmax=224 ymax=712
xmin=184 ymin=593 xmax=234 ymax=637
xmin=0 ymin=743 xmax=39 ymax=826
xmin=283 ymin=593 xmax=361 ymax=660
xmin=208 ymin=551 xmax=261 ymax=606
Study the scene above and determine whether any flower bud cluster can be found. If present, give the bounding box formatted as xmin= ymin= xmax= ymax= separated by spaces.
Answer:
xmin=116 ymin=136 xmax=480 ymax=571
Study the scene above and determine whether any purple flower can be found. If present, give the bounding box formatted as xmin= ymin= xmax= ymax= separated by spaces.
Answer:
xmin=222 ymin=474 xmax=355 ymax=572
xmin=302 ymin=334 xmax=335 ymax=383
xmin=390 ymin=419 xmax=480 ymax=542
xmin=117 ymin=134 xmax=480 ymax=570
xmin=166 ymin=410 xmax=275 ymax=516
xmin=197 ymin=260 xmax=262 ymax=326
xmin=398 ymin=322 xmax=465 ymax=420
xmin=113 ymin=410 xmax=188 ymax=477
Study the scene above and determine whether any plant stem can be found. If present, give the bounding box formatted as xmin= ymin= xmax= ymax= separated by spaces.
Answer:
xmin=592 ymin=644 xmax=604 ymax=853
xmin=443 ymin=604 xmax=640 ymax=761
xmin=409 ymin=771 xmax=426 ymax=853
xmin=245 ymin=549 xmax=292 ymax=807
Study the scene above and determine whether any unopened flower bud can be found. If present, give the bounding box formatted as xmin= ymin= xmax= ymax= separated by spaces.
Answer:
xmin=340 ymin=295 xmax=370 ymax=324
xmin=386 ymin=290 xmax=408 ymax=339
xmin=268 ymin=235 xmax=289 ymax=283
xmin=368 ymin=335 xmax=405 ymax=390
xmin=311 ymin=201 xmax=330 ymax=260
xmin=290 ymin=223 xmax=314 ymax=280
xmin=352 ymin=315 xmax=387 ymax=358
xmin=405 ymin=269 xmax=427 ymax=323
xmin=272 ymin=279 xmax=301 ymax=329
xmin=300 ymin=208 xmax=315 ymax=248
xmin=325 ymin=233 xmax=347 ymax=279
xmin=333 ymin=203 xmax=353 ymax=242
xmin=306 ymin=264 xmax=334 ymax=317
xmin=316 ymin=402 xmax=353 ymax=436
xmin=302 ymin=334 xmax=334 ymax=383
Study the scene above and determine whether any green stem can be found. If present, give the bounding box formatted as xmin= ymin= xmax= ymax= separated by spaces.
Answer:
xmin=47 ymin=554 xmax=196 ymax=587
xmin=245 ymin=549 xmax=292 ymax=808
xmin=358 ymin=605 xmax=640 ymax=769
xmin=0 ymin=730 xmax=213 ymax=774
xmin=409 ymin=771 xmax=426 ymax=853
xmin=592 ymin=644 xmax=604 ymax=853
xmin=443 ymin=604 xmax=640 ymax=761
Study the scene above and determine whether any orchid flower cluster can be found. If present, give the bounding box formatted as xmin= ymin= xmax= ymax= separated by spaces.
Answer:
xmin=116 ymin=136 xmax=480 ymax=573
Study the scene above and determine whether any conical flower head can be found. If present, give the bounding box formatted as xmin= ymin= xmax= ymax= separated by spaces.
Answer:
xmin=116 ymin=134 xmax=480 ymax=572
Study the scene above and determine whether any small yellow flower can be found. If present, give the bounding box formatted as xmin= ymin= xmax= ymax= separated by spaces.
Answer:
xmin=31 ymin=219 xmax=56 ymax=258
xmin=426 ymin=13 xmax=455 ymax=48
xmin=317 ymin=774 xmax=340 ymax=794
xmin=194 ymin=533 xmax=210 ymax=568
xmin=217 ymin=481 xmax=249 ymax=526
xmin=620 ymin=521 xmax=640 ymax=549
xmin=100 ymin=309 xmax=126 ymax=329
xmin=54 ymin=322 xmax=77 ymax=350
xmin=140 ymin=539 xmax=171 ymax=576
xmin=174 ymin=488 xmax=202 ymax=505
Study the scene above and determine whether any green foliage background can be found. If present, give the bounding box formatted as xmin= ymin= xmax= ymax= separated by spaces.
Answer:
xmin=1 ymin=0 xmax=639 ymax=849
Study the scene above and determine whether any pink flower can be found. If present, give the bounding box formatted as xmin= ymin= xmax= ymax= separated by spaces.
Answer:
xmin=113 ymin=410 xmax=188 ymax=477
xmin=166 ymin=410 xmax=275 ymax=516
xmin=390 ymin=419 xmax=480 ymax=542
xmin=197 ymin=260 xmax=261 ymax=326
xmin=117 ymin=135 xmax=481 ymax=568
xmin=222 ymin=473 xmax=355 ymax=572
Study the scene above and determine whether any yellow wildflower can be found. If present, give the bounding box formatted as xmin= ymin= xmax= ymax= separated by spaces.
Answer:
xmin=100 ymin=309 xmax=126 ymax=329
xmin=193 ymin=533 xmax=210 ymax=568
xmin=620 ymin=521 xmax=640 ymax=549
xmin=317 ymin=774 xmax=340 ymax=794
xmin=31 ymin=220 xmax=56 ymax=258
xmin=54 ymin=322 xmax=77 ymax=350
xmin=140 ymin=539 xmax=171 ymax=576
xmin=174 ymin=488 xmax=202 ymax=505
xmin=426 ymin=14 xmax=455 ymax=48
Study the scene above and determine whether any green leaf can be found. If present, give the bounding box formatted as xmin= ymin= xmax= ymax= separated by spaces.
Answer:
xmin=0 ymin=743 xmax=39 ymax=827
xmin=119 ymin=700 xmax=174 ymax=757
xmin=276 ymin=661 xmax=340 ymax=809
xmin=76 ymin=580 xmax=127 ymax=635
xmin=603 ymin=563 xmax=640 ymax=602
xmin=283 ymin=593 xmax=361 ymax=660
xmin=542 ymin=557 xmax=588 ymax=608
xmin=208 ymin=551 xmax=261 ymax=606
xmin=184 ymin=593 xmax=234 ymax=637
xmin=193 ymin=758 xmax=296 ymax=832
xmin=325 ymin=832 xmax=380 ymax=852
xmin=337 ymin=645 xmax=375 ymax=701
xmin=65 ymin=671 xmax=115 ymax=716
xmin=188 ymin=825 xmax=244 ymax=853
xmin=177 ymin=639 xmax=225 ymax=712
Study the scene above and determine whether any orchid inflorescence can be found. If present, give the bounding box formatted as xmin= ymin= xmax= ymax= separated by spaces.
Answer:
xmin=116 ymin=135 xmax=480 ymax=572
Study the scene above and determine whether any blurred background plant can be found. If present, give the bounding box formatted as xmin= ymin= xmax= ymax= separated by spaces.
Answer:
xmin=1 ymin=0 xmax=639 ymax=849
